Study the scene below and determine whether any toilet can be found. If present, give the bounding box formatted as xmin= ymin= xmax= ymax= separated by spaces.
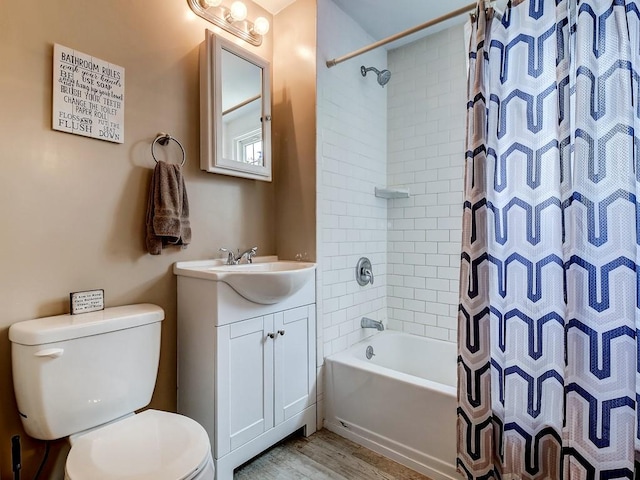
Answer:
xmin=9 ymin=303 xmax=214 ymax=480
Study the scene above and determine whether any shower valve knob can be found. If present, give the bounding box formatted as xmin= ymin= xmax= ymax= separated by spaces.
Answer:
xmin=356 ymin=257 xmax=374 ymax=286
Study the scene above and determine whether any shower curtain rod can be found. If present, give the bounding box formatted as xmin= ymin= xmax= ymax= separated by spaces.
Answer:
xmin=325 ymin=2 xmax=477 ymax=68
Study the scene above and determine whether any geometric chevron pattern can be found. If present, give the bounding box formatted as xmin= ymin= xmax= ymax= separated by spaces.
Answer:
xmin=457 ymin=1 xmax=640 ymax=478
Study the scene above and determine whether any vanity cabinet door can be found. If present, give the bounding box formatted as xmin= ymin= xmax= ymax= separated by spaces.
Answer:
xmin=273 ymin=305 xmax=316 ymax=426
xmin=216 ymin=315 xmax=274 ymax=457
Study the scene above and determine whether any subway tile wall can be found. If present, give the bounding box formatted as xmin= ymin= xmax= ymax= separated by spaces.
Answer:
xmin=315 ymin=2 xmax=467 ymax=427
xmin=317 ymin=0 xmax=388 ymax=363
xmin=386 ymin=25 xmax=467 ymax=343
xmin=316 ymin=0 xmax=388 ymax=428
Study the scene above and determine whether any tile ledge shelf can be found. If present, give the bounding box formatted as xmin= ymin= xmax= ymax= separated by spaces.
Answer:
xmin=374 ymin=187 xmax=410 ymax=199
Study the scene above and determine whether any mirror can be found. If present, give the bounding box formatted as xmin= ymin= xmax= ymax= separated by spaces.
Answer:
xmin=200 ymin=30 xmax=272 ymax=181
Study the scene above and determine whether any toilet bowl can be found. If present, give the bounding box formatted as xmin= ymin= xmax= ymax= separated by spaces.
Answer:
xmin=9 ymin=304 xmax=214 ymax=480
xmin=65 ymin=410 xmax=214 ymax=480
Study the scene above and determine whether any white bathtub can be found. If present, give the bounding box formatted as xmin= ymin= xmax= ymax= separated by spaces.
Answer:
xmin=324 ymin=331 xmax=457 ymax=480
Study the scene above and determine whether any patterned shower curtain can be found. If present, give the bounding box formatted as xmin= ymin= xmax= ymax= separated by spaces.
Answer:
xmin=458 ymin=0 xmax=640 ymax=478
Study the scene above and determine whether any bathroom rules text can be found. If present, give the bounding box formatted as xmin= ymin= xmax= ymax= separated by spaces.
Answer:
xmin=52 ymin=44 xmax=125 ymax=144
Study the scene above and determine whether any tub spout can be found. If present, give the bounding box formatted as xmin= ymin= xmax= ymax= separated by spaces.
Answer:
xmin=361 ymin=317 xmax=384 ymax=331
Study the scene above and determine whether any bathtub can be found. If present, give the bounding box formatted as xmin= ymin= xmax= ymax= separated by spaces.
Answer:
xmin=324 ymin=331 xmax=457 ymax=480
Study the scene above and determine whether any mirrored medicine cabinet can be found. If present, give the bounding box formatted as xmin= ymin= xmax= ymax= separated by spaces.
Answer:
xmin=200 ymin=29 xmax=272 ymax=181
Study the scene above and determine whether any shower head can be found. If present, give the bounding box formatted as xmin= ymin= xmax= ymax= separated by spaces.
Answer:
xmin=361 ymin=65 xmax=391 ymax=87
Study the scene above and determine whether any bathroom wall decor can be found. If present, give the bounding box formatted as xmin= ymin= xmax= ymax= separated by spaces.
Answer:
xmin=53 ymin=43 xmax=125 ymax=143
xmin=69 ymin=289 xmax=104 ymax=314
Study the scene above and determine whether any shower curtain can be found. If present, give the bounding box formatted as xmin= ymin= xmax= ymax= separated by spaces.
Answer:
xmin=458 ymin=0 xmax=640 ymax=478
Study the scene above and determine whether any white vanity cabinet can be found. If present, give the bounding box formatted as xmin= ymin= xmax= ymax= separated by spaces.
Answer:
xmin=174 ymin=261 xmax=317 ymax=480
xmin=218 ymin=306 xmax=315 ymax=455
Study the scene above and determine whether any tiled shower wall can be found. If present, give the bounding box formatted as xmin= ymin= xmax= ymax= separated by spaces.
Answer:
xmin=316 ymin=0 xmax=388 ymax=366
xmin=316 ymin=5 xmax=467 ymax=366
xmin=386 ymin=25 xmax=467 ymax=343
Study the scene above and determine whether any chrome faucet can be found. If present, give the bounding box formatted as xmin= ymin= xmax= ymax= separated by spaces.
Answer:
xmin=361 ymin=317 xmax=384 ymax=331
xmin=219 ymin=246 xmax=258 ymax=265
xmin=239 ymin=246 xmax=258 ymax=264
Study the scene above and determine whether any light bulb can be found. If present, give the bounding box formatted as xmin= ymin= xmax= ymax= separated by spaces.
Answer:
xmin=252 ymin=17 xmax=270 ymax=35
xmin=202 ymin=0 xmax=222 ymax=6
xmin=229 ymin=1 xmax=248 ymax=21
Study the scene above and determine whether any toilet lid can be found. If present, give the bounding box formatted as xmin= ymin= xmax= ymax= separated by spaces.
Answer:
xmin=66 ymin=410 xmax=211 ymax=480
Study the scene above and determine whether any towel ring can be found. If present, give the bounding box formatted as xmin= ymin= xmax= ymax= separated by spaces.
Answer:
xmin=151 ymin=133 xmax=186 ymax=167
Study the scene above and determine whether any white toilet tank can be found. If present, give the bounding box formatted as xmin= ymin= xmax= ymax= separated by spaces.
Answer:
xmin=9 ymin=304 xmax=164 ymax=440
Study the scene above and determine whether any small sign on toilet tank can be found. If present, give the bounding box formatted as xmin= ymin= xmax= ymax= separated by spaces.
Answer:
xmin=70 ymin=289 xmax=105 ymax=314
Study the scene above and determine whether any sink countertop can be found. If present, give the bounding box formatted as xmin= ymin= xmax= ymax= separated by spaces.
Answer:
xmin=173 ymin=256 xmax=317 ymax=305
xmin=174 ymin=255 xmax=274 ymax=273
xmin=173 ymin=256 xmax=316 ymax=278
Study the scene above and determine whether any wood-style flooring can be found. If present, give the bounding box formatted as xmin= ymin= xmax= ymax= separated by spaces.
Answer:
xmin=234 ymin=428 xmax=432 ymax=479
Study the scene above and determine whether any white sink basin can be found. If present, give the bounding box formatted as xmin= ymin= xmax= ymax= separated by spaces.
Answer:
xmin=173 ymin=258 xmax=316 ymax=305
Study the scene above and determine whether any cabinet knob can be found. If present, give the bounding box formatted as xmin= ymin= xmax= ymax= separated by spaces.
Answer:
xmin=267 ymin=332 xmax=275 ymax=339
xmin=278 ymin=330 xmax=285 ymax=336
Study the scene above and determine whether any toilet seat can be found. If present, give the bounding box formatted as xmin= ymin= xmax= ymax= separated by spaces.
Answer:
xmin=65 ymin=409 xmax=212 ymax=480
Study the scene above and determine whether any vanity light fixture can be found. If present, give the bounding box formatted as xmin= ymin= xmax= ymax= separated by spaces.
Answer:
xmin=251 ymin=16 xmax=270 ymax=35
xmin=188 ymin=0 xmax=269 ymax=46
xmin=227 ymin=1 xmax=248 ymax=22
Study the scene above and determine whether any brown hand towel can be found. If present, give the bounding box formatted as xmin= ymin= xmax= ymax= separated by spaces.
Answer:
xmin=145 ymin=161 xmax=191 ymax=255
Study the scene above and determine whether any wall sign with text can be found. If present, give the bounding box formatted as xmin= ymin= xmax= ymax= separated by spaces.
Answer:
xmin=70 ymin=289 xmax=105 ymax=315
xmin=53 ymin=44 xmax=125 ymax=143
